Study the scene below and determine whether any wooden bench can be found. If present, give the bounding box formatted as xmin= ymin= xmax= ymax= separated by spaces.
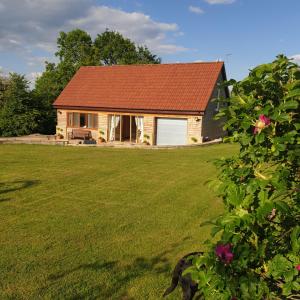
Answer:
xmin=70 ymin=129 xmax=92 ymax=140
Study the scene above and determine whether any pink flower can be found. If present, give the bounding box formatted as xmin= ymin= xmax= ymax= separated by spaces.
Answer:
xmin=253 ymin=114 xmax=271 ymax=134
xmin=215 ymin=244 xmax=234 ymax=265
xmin=260 ymin=115 xmax=271 ymax=125
xmin=296 ymin=265 xmax=300 ymax=271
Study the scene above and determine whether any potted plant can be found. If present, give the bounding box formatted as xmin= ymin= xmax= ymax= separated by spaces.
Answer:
xmin=56 ymin=128 xmax=64 ymax=139
xmin=98 ymin=130 xmax=106 ymax=143
xmin=143 ymin=134 xmax=151 ymax=145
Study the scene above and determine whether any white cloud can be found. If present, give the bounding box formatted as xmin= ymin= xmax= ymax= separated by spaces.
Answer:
xmin=290 ymin=54 xmax=300 ymax=65
xmin=189 ymin=6 xmax=204 ymax=14
xmin=26 ymin=72 xmax=42 ymax=89
xmin=204 ymin=0 xmax=236 ymax=4
xmin=68 ymin=6 xmax=187 ymax=54
xmin=26 ymin=56 xmax=52 ymax=67
xmin=0 ymin=1 xmax=187 ymax=60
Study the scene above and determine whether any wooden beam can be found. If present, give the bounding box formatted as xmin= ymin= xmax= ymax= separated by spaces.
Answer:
xmin=130 ymin=116 xmax=132 ymax=143
xmin=114 ymin=114 xmax=116 ymax=141
xmin=120 ymin=115 xmax=122 ymax=142
xmin=136 ymin=116 xmax=138 ymax=143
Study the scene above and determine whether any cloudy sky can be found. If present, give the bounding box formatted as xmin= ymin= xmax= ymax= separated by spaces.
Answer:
xmin=0 ymin=0 xmax=299 ymax=85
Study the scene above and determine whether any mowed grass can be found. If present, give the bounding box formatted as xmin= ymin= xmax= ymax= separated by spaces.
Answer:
xmin=0 ymin=143 xmax=237 ymax=300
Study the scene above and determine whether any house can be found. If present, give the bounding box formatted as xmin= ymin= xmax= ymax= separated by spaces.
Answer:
xmin=53 ymin=62 xmax=229 ymax=146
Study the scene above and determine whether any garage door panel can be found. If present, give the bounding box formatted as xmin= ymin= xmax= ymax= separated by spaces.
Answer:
xmin=156 ymin=118 xmax=187 ymax=146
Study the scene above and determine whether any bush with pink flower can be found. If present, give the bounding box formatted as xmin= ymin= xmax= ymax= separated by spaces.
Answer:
xmin=186 ymin=55 xmax=300 ymax=299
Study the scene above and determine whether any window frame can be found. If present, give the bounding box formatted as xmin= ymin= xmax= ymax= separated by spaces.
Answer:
xmin=67 ymin=112 xmax=98 ymax=129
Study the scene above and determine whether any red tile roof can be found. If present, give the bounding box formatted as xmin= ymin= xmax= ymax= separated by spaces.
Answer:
xmin=53 ymin=62 xmax=225 ymax=114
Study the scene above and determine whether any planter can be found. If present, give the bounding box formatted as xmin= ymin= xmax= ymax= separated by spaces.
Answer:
xmin=56 ymin=134 xmax=64 ymax=140
xmin=98 ymin=137 xmax=106 ymax=144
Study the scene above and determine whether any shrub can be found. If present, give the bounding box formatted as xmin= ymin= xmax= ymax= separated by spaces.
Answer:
xmin=187 ymin=55 xmax=300 ymax=299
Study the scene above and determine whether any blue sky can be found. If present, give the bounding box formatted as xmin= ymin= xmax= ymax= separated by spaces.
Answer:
xmin=0 ymin=0 xmax=299 ymax=85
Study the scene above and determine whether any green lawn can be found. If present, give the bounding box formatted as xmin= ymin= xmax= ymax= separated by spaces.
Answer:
xmin=0 ymin=144 xmax=236 ymax=300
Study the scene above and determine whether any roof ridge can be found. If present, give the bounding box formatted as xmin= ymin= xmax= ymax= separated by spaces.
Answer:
xmin=80 ymin=61 xmax=224 ymax=69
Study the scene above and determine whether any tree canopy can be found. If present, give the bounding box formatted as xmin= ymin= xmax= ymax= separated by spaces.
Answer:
xmin=0 ymin=74 xmax=9 ymax=108
xmin=94 ymin=30 xmax=161 ymax=65
xmin=0 ymin=73 xmax=40 ymax=136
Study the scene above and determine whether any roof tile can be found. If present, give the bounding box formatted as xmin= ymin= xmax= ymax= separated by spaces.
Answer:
xmin=53 ymin=62 xmax=224 ymax=113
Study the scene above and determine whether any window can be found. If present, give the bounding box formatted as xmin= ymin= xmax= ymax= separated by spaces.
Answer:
xmin=80 ymin=114 xmax=86 ymax=127
xmin=73 ymin=113 xmax=80 ymax=127
xmin=67 ymin=113 xmax=98 ymax=129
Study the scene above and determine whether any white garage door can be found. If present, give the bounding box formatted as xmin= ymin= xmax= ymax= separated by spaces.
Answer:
xmin=156 ymin=118 xmax=187 ymax=146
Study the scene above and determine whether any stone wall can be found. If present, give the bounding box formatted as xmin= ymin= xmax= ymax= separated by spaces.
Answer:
xmin=56 ymin=110 xmax=67 ymax=138
xmin=56 ymin=110 xmax=203 ymax=145
xmin=187 ymin=116 xmax=202 ymax=143
xmin=143 ymin=116 xmax=155 ymax=145
xmin=98 ymin=114 xmax=108 ymax=141
xmin=143 ymin=115 xmax=203 ymax=145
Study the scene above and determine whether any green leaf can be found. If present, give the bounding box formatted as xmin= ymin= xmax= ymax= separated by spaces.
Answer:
xmin=255 ymin=132 xmax=265 ymax=144
xmin=256 ymin=201 xmax=274 ymax=221
xmin=284 ymin=88 xmax=300 ymax=99
xmin=258 ymin=189 xmax=268 ymax=203
xmin=280 ymin=100 xmax=299 ymax=110
xmin=267 ymin=254 xmax=292 ymax=280
xmin=290 ymin=226 xmax=300 ymax=252
xmin=211 ymin=226 xmax=223 ymax=237
xmin=275 ymin=201 xmax=290 ymax=213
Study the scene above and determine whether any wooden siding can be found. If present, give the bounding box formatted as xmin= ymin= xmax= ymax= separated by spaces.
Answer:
xmin=201 ymin=73 xmax=227 ymax=141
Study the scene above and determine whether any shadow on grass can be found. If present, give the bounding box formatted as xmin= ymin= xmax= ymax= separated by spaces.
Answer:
xmin=0 ymin=180 xmax=40 ymax=202
xmin=46 ymin=239 xmax=192 ymax=299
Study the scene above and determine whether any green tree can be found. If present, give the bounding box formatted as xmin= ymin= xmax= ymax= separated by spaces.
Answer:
xmin=136 ymin=45 xmax=161 ymax=64
xmin=0 ymin=73 xmax=40 ymax=136
xmin=187 ymin=55 xmax=300 ymax=299
xmin=94 ymin=30 xmax=160 ymax=65
xmin=33 ymin=63 xmax=60 ymax=134
xmin=0 ymin=74 xmax=9 ymax=108
xmin=55 ymin=29 xmax=98 ymax=86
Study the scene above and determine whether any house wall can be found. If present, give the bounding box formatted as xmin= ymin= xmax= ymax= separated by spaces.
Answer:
xmin=98 ymin=114 xmax=108 ymax=141
xmin=128 ymin=114 xmax=203 ymax=145
xmin=144 ymin=116 xmax=155 ymax=145
xmin=188 ymin=117 xmax=202 ymax=143
xmin=56 ymin=110 xmax=67 ymax=138
xmin=56 ymin=109 xmax=203 ymax=145
xmin=201 ymin=73 xmax=227 ymax=141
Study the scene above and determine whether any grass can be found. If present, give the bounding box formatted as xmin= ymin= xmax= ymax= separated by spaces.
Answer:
xmin=0 ymin=143 xmax=237 ymax=299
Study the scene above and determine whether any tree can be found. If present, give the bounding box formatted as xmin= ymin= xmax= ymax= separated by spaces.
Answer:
xmin=33 ymin=63 xmax=60 ymax=134
xmin=94 ymin=30 xmax=161 ymax=65
xmin=187 ymin=55 xmax=300 ymax=299
xmin=136 ymin=46 xmax=161 ymax=64
xmin=0 ymin=74 xmax=9 ymax=108
xmin=0 ymin=73 xmax=40 ymax=136
xmin=55 ymin=29 xmax=98 ymax=86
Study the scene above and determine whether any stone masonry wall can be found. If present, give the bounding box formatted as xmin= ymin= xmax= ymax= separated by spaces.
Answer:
xmin=143 ymin=116 xmax=155 ymax=145
xmin=56 ymin=110 xmax=203 ymax=145
xmin=187 ymin=116 xmax=203 ymax=144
